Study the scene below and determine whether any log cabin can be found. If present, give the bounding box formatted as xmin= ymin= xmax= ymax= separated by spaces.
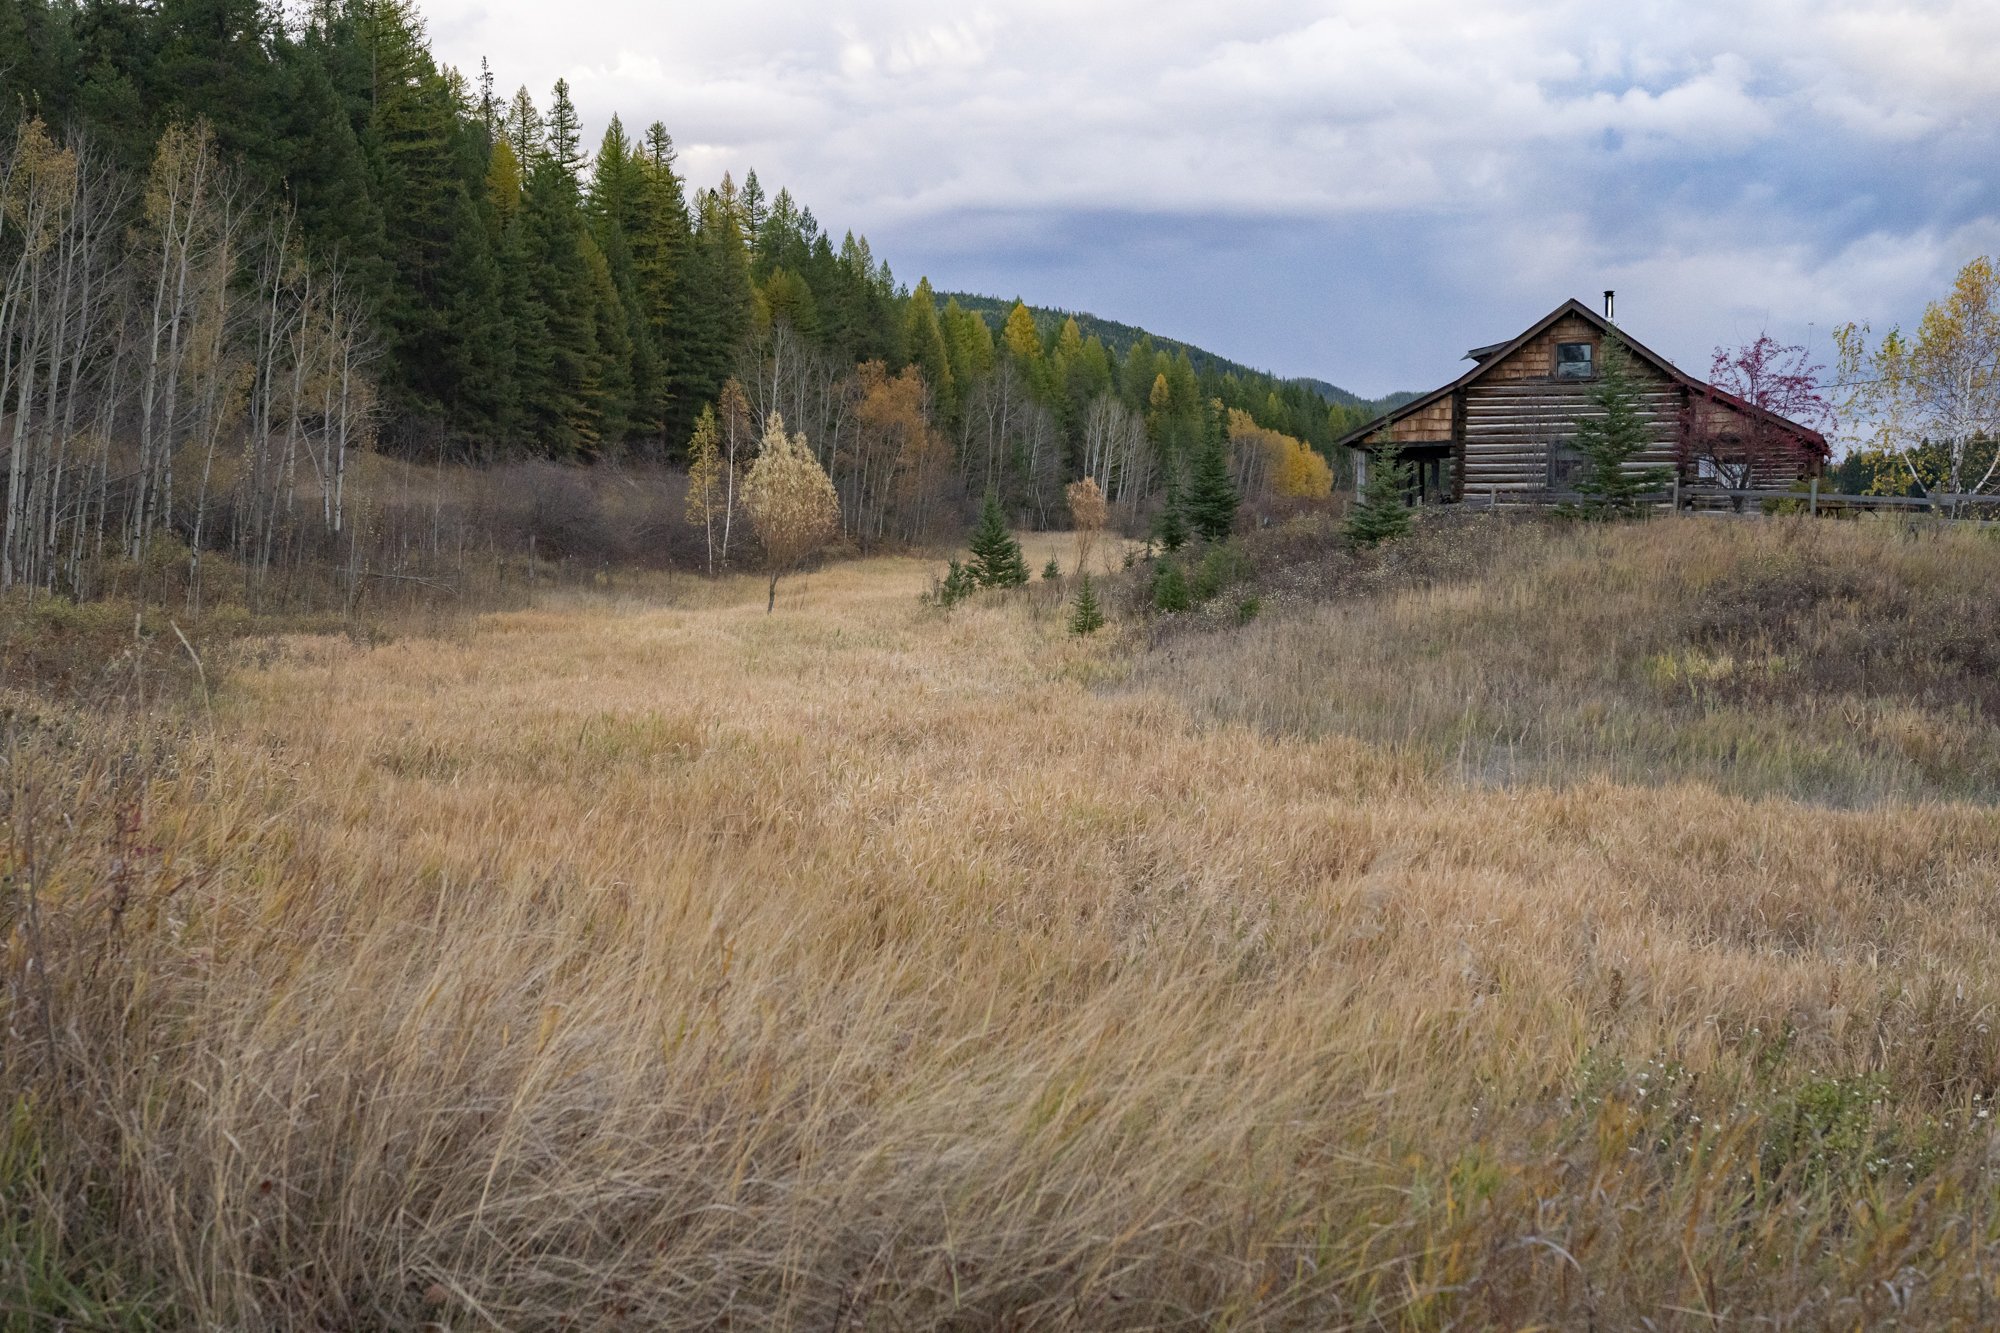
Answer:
xmin=1335 ymin=297 xmax=1829 ymax=504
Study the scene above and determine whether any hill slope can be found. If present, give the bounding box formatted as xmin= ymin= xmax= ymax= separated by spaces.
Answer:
xmin=942 ymin=292 xmax=1414 ymax=416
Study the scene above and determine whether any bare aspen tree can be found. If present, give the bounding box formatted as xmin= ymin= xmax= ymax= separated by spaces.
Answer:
xmin=717 ymin=377 xmax=752 ymax=565
xmin=684 ymin=404 xmax=722 ymax=574
xmin=0 ymin=119 xmax=80 ymax=587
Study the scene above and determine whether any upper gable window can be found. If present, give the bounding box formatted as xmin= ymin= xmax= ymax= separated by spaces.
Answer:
xmin=1555 ymin=342 xmax=1595 ymax=379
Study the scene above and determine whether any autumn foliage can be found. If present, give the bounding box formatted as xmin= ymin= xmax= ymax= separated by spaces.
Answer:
xmin=744 ymin=411 xmax=839 ymax=611
xmin=1227 ymin=409 xmax=1334 ymax=517
xmin=1680 ymin=333 xmax=1832 ymax=488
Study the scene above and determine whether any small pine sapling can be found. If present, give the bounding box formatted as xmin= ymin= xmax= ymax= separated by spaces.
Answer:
xmin=1068 ymin=573 xmax=1105 ymax=635
xmin=1152 ymin=558 xmax=1191 ymax=613
xmin=1042 ymin=555 xmax=1061 ymax=581
xmin=935 ymin=559 xmax=975 ymax=607
xmin=1344 ymin=450 xmax=1413 ymax=548
xmin=967 ymin=492 xmax=1030 ymax=587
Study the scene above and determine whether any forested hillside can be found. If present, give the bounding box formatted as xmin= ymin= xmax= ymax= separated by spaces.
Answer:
xmin=941 ymin=293 xmax=1403 ymax=418
xmin=0 ymin=0 xmax=1353 ymax=603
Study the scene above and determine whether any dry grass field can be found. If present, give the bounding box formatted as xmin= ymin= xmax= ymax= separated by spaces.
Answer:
xmin=7 ymin=515 xmax=2000 ymax=1329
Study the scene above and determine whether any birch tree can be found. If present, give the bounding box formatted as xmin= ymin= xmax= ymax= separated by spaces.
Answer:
xmin=1835 ymin=257 xmax=2000 ymax=508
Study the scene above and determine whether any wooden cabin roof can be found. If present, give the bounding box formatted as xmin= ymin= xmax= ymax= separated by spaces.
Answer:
xmin=1334 ymin=298 xmax=1830 ymax=458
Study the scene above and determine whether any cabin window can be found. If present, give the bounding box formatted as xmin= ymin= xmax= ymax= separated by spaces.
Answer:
xmin=1555 ymin=342 xmax=1594 ymax=379
xmin=1547 ymin=440 xmax=1586 ymax=491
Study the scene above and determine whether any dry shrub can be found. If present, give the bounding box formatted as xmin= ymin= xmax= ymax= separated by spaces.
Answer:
xmin=6 ymin=537 xmax=2000 ymax=1327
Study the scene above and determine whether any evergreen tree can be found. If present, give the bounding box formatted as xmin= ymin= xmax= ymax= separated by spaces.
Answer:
xmin=1068 ymin=573 xmax=1105 ymax=635
xmin=1154 ymin=461 xmax=1190 ymax=552
xmin=905 ymin=279 xmax=954 ymax=422
xmin=1184 ymin=400 xmax=1240 ymax=542
xmin=581 ymin=229 xmax=635 ymax=447
xmin=361 ymin=0 xmax=505 ymax=445
xmin=544 ymin=77 xmax=586 ymax=178
xmin=503 ymin=85 xmax=542 ymax=167
xmin=1042 ymin=555 xmax=1061 ymax=581
xmin=667 ymin=186 xmax=752 ymax=451
xmin=739 ymin=167 xmax=766 ymax=244
xmin=936 ymin=558 xmax=975 ymax=607
xmin=1152 ymin=558 xmax=1191 ymax=613
xmin=1570 ymin=334 xmax=1672 ymax=517
xmin=631 ymin=123 xmax=692 ymax=451
xmin=967 ymin=492 xmax=1028 ymax=587
xmin=1345 ymin=449 xmax=1414 ymax=548
xmin=514 ymin=150 xmax=602 ymax=453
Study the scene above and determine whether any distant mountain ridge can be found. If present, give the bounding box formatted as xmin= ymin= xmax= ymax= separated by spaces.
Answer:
xmin=940 ymin=292 xmax=1415 ymax=417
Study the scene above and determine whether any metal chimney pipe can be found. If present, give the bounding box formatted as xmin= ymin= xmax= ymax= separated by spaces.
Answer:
xmin=1603 ymin=290 xmax=1616 ymax=320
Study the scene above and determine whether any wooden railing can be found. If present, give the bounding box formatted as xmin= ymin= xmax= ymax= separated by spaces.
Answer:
xmin=1456 ymin=479 xmax=2000 ymax=516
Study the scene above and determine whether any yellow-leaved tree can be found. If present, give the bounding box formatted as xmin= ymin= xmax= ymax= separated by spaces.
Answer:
xmin=745 ymin=412 xmax=839 ymax=613
xmin=1225 ymin=408 xmax=1333 ymax=513
xmin=1834 ymin=256 xmax=2000 ymax=507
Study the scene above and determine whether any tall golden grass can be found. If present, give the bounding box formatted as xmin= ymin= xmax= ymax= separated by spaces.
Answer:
xmin=6 ymin=516 xmax=2000 ymax=1328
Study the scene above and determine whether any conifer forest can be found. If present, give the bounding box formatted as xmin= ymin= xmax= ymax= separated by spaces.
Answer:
xmin=0 ymin=0 xmax=1368 ymax=602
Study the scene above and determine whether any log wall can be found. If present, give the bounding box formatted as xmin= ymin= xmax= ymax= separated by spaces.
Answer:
xmin=1459 ymin=350 xmax=1682 ymax=497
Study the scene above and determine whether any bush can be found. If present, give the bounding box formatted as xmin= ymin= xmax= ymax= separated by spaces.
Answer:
xmin=1190 ymin=542 xmax=1254 ymax=602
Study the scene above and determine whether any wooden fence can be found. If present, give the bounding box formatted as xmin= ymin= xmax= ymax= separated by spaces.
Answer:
xmin=1457 ymin=478 xmax=2000 ymax=517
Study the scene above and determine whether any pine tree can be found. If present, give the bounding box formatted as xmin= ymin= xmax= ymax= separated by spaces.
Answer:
xmin=739 ymin=167 xmax=766 ymax=244
xmin=1570 ymin=335 xmax=1671 ymax=517
xmin=631 ymin=123 xmax=692 ymax=451
xmin=967 ymin=492 xmax=1028 ymax=587
xmin=544 ymin=77 xmax=586 ymax=179
xmin=936 ymin=558 xmax=975 ymax=607
xmin=514 ymin=151 xmax=601 ymax=454
xmin=1184 ymin=400 xmax=1239 ymax=542
xmin=668 ymin=185 xmax=752 ymax=452
xmin=1068 ymin=573 xmax=1105 ymax=635
xmin=905 ymin=278 xmax=954 ymax=422
xmin=1344 ymin=449 xmax=1414 ymax=548
xmin=1152 ymin=558 xmax=1191 ymax=613
xmin=360 ymin=0 xmax=503 ymax=443
xmin=1154 ymin=461 xmax=1190 ymax=552
xmin=1042 ymin=555 xmax=1061 ymax=581
xmin=503 ymin=85 xmax=542 ymax=167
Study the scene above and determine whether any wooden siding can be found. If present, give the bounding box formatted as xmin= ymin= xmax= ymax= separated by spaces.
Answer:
xmin=1387 ymin=398 xmax=1453 ymax=443
xmin=1483 ymin=313 xmax=1602 ymax=382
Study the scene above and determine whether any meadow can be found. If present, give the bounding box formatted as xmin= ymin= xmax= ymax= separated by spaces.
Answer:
xmin=6 ymin=514 xmax=2000 ymax=1329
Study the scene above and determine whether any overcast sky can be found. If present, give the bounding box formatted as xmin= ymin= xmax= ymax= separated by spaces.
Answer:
xmin=422 ymin=0 xmax=2000 ymax=398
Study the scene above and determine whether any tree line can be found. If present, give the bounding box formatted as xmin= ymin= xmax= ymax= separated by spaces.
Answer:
xmin=3 ymin=0 xmax=1353 ymax=588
